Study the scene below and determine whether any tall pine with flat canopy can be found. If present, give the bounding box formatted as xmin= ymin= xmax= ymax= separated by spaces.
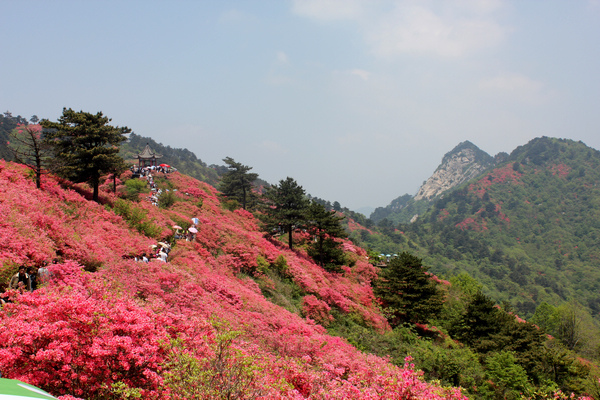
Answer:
xmin=305 ymin=200 xmax=347 ymax=272
xmin=41 ymin=108 xmax=130 ymax=202
xmin=218 ymin=157 xmax=259 ymax=210
xmin=261 ymin=177 xmax=308 ymax=250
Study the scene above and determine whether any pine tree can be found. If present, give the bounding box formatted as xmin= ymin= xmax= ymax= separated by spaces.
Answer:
xmin=373 ymin=252 xmax=443 ymax=326
xmin=218 ymin=157 xmax=259 ymax=210
xmin=450 ymin=290 xmax=505 ymax=352
xmin=261 ymin=177 xmax=308 ymax=250
xmin=41 ymin=108 xmax=130 ymax=202
xmin=305 ymin=201 xmax=347 ymax=272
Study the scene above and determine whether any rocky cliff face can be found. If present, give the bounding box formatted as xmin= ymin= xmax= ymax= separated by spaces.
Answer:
xmin=414 ymin=141 xmax=494 ymax=201
xmin=370 ymin=141 xmax=495 ymax=224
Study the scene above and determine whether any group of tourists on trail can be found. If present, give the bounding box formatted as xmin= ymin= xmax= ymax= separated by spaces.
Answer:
xmin=2 ymin=160 xmax=199 ymax=306
xmin=131 ymin=164 xmax=176 ymax=207
xmin=126 ymin=219 xmax=199 ymax=265
xmin=130 ymin=164 xmax=174 ymax=177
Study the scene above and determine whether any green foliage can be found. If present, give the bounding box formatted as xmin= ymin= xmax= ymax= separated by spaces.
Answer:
xmin=261 ymin=177 xmax=309 ymax=250
xmin=305 ymin=201 xmax=347 ymax=272
xmin=108 ymin=381 xmax=142 ymax=399
xmin=254 ymin=255 xmax=305 ymax=314
xmin=0 ymin=111 xmax=30 ymax=161
xmin=163 ymin=321 xmax=271 ymax=399
xmin=449 ymin=290 xmax=504 ymax=352
xmin=218 ymin=157 xmax=259 ymax=211
xmin=371 ymin=195 xmax=432 ymax=225
xmin=41 ymin=108 xmax=130 ymax=202
xmin=327 ymin=315 xmax=486 ymax=396
xmin=123 ymin=178 xmax=149 ymax=201
xmin=357 ymin=138 xmax=600 ymax=330
xmin=112 ymin=199 xmax=162 ymax=238
xmin=554 ymin=301 xmax=600 ymax=357
xmin=158 ymin=190 xmax=177 ymax=209
xmin=449 ymin=272 xmax=483 ymax=299
xmin=255 ymin=256 xmax=270 ymax=275
xmin=272 ymin=255 xmax=290 ymax=278
xmin=373 ymin=252 xmax=443 ymax=326
xmin=222 ymin=199 xmax=240 ymax=211
xmin=481 ymin=351 xmax=532 ymax=400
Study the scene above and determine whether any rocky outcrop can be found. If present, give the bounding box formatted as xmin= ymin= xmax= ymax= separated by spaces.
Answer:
xmin=414 ymin=141 xmax=494 ymax=201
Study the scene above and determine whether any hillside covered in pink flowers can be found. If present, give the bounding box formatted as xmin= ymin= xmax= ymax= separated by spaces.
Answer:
xmin=0 ymin=160 xmax=467 ymax=399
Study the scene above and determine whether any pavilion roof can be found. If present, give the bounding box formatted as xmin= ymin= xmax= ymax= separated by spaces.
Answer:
xmin=137 ymin=144 xmax=162 ymax=159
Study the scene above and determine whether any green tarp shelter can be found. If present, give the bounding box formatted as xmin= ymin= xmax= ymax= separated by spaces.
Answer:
xmin=0 ymin=378 xmax=58 ymax=399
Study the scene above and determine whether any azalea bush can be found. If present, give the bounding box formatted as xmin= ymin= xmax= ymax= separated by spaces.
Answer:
xmin=0 ymin=286 xmax=171 ymax=399
xmin=0 ymin=161 xmax=489 ymax=399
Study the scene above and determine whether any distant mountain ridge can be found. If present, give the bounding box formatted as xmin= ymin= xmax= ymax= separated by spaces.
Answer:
xmin=357 ymin=136 xmax=600 ymax=323
xmin=371 ymin=140 xmax=499 ymax=224
xmin=414 ymin=141 xmax=496 ymax=201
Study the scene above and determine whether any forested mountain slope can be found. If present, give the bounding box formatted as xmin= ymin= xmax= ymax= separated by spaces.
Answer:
xmin=120 ymin=132 xmax=221 ymax=186
xmin=371 ymin=141 xmax=498 ymax=225
xmin=360 ymin=137 xmax=600 ymax=322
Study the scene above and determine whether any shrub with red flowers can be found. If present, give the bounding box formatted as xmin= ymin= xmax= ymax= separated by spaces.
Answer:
xmin=0 ymin=161 xmax=476 ymax=399
xmin=0 ymin=286 xmax=171 ymax=399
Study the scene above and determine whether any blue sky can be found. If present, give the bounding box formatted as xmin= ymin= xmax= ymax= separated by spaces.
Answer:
xmin=2 ymin=0 xmax=600 ymax=211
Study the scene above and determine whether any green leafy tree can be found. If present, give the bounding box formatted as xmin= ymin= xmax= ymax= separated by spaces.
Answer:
xmin=539 ymin=340 xmax=589 ymax=395
xmin=218 ymin=157 xmax=259 ymax=210
xmin=41 ymin=108 xmax=131 ymax=202
xmin=531 ymin=302 xmax=559 ymax=334
xmin=482 ymin=351 xmax=532 ymax=400
xmin=305 ymin=201 xmax=347 ymax=272
xmin=555 ymin=301 xmax=599 ymax=355
xmin=7 ymin=123 xmax=53 ymax=188
xmin=373 ymin=252 xmax=443 ymax=326
xmin=261 ymin=177 xmax=308 ymax=250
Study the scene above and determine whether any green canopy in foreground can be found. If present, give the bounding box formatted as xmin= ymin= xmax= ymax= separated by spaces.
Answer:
xmin=0 ymin=379 xmax=57 ymax=399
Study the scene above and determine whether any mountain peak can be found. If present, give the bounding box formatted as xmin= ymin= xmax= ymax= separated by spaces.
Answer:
xmin=414 ymin=141 xmax=494 ymax=201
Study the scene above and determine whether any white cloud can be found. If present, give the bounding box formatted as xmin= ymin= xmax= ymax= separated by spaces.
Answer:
xmin=276 ymin=51 xmax=289 ymax=65
xmin=334 ymin=68 xmax=371 ymax=81
xmin=349 ymin=69 xmax=371 ymax=80
xmin=292 ymin=0 xmax=509 ymax=58
xmin=453 ymin=0 xmax=504 ymax=15
xmin=266 ymin=51 xmax=293 ymax=85
xmin=478 ymin=73 xmax=553 ymax=104
xmin=292 ymin=0 xmax=365 ymax=21
xmin=367 ymin=3 xmax=507 ymax=58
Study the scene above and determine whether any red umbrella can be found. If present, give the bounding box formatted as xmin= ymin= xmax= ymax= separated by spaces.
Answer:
xmin=159 ymin=164 xmax=170 ymax=168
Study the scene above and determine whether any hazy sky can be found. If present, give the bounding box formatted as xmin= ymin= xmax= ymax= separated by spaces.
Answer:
xmin=2 ymin=1 xmax=600 ymax=211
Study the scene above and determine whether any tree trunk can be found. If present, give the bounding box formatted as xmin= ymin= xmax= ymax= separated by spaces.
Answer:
xmin=92 ymin=175 xmax=100 ymax=202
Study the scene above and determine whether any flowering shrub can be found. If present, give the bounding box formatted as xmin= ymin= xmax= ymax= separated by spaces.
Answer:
xmin=302 ymin=295 xmax=334 ymax=326
xmin=0 ymin=287 xmax=171 ymax=399
xmin=0 ymin=161 xmax=476 ymax=399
